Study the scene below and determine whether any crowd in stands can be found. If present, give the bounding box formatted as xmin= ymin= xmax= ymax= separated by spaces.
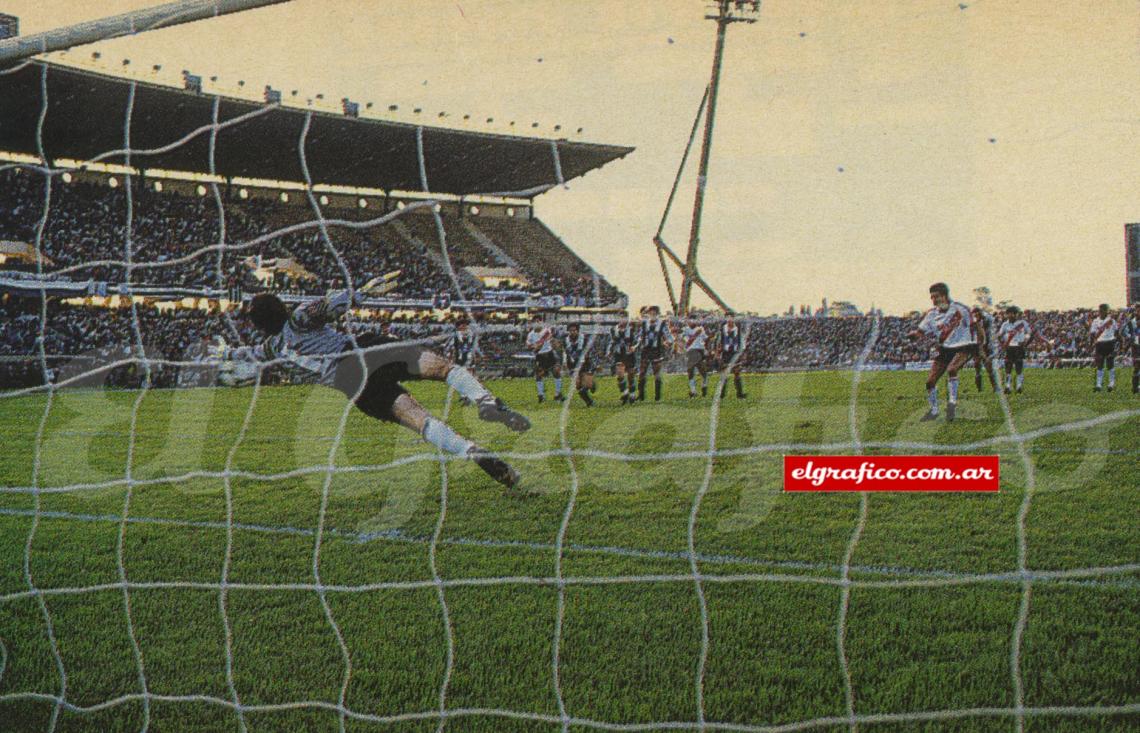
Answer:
xmin=0 ymin=167 xmax=622 ymax=305
xmin=1 ymin=294 xmax=1129 ymax=390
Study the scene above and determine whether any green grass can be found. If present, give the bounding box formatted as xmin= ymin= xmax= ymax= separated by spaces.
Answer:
xmin=0 ymin=370 xmax=1137 ymax=732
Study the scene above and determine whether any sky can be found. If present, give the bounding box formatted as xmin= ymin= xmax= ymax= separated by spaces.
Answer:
xmin=4 ymin=0 xmax=1138 ymax=315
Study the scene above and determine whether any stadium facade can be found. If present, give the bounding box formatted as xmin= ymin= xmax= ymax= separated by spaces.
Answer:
xmin=0 ymin=58 xmax=633 ymax=314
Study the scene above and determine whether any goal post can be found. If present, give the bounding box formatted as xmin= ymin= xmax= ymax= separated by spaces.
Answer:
xmin=0 ymin=0 xmax=293 ymax=64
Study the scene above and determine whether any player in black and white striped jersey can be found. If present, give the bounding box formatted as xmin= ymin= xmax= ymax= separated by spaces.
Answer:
xmin=215 ymin=287 xmax=530 ymax=491
xmin=1122 ymin=304 xmax=1140 ymax=394
xmin=637 ymin=305 xmax=674 ymax=402
xmin=562 ymin=322 xmax=596 ymax=406
xmin=447 ymin=318 xmax=481 ymax=369
xmin=715 ymin=315 xmax=747 ymax=400
xmin=607 ymin=317 xmax=639 ymax=404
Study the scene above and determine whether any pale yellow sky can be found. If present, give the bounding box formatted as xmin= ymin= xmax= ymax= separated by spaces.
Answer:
xmin=5 ymin=0 xmax=1139 ymax=314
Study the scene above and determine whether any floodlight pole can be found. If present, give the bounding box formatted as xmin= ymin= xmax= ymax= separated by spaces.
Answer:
xmin=673 ymin=0 xmax=757 ymax=316
xmin=0 ymin=0 xmax=293 ymax=64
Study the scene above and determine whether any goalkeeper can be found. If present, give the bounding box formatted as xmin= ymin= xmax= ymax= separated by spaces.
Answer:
xmin=213 ymin=282 xmax=530 ymax=491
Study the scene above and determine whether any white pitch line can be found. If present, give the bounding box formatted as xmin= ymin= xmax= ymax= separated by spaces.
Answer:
xmin=836 ymin=314 xmax=879 ymax=732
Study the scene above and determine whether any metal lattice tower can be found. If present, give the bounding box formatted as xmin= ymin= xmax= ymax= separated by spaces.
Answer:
xmin=654 ymin=0 xmax=759 ymax=316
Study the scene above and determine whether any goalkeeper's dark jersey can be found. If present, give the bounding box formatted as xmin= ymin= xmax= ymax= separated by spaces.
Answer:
xmin=229 ymin=291 xmax=361 ymax=385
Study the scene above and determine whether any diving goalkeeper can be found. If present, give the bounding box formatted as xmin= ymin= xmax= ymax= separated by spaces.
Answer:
xmin=213 ymin=282 xmax=530 ymax=491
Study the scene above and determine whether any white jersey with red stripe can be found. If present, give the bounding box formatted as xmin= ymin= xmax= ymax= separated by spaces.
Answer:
xmin=999 ymin=319 xmax=1032 ymax=348
xmin=682 ymin=325 xmax=707 ymax=352
xmin=1089 ymin=316 xmax=1117 ymax=343
xmin=918 ymin=301 xmax=974 ymax=348
xmin=526 ymin=326 xmax=556 ymax=354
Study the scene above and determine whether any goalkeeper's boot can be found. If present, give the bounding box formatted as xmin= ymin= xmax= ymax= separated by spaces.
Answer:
xmin=468 ymin=447 xmax=521 ymax=492
xmin=477 ymin=396 xmax=531 ymax=433
xmin=946 ymin=401 xmax=956 ymax=422
xmin=920 ymin=409 xmax=939 ymax=422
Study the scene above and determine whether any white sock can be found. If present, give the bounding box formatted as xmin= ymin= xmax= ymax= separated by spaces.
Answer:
xmin=689 ymin=377 xmax=696 ymax=393
xmin=446 ymin=366 xmax=491 ymax=403
xmin=1096 ymin=369 xmax=1104 ymax=387
xmin=948 ymin=377 xmax=959 ymax=404
xmin=554 ymin=377 xmax=562 ymax=396
xmin=1016 ymin=374 xmax=1024 ymax=389
xmin=927 ymin=386 xmax=939 ymax=413
xmin=422 ymin=417 xmax=474 ymax=456
xmin=701 ymin=375 xmax=708 ymax=390
xmin=1109 ymin=368 xmax=1115 ymax=387
xmin=1005 ymin=375 xmax=1012 ymax=389
xmin=536 ymin=378 xmax=545 ymax=398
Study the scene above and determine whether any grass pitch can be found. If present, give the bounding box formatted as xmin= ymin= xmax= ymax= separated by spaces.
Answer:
xmin=0 ymin=370 xmax=1137 ymax=732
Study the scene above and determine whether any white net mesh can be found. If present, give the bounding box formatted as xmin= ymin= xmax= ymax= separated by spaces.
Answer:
xmin=0 ymin=32 xmax=1138 ymax=733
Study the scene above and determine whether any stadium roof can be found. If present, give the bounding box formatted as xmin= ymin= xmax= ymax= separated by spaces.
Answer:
xmin=0 ymin=61 xmax=633 ymax=198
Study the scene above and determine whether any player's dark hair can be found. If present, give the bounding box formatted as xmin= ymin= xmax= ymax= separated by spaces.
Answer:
xmin=247 ymin=293 xmax=289 ymax=335
xmin=929 ymin=282 xmax=949 ymax=297
xmin=1006 ymin=305 xmax=1020 ymax=315
xmin=1099 ymin=303 xmax=1109 ymax=310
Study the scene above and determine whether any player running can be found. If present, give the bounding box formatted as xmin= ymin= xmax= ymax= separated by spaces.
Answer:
xmin=563 ymin=322 xmax=597 ymax=406
xmin=971 ymin=306 xmax=999 ymax=393
xmin=526 ymin=316 xmax=564 ymax=403
xmin=715 ymin=315 xmax=747 ymax=400
xmin=907 ymin=282 xmax=975 ymax=422
xmin=607 ymin=317 xmax=639 ymax=404
xmin=682 ymin=317 xmax=710 ymax=398
xmin=1089 ymin=303 xmax=1118 ymax=392
xmin=1121 ymin=304 xmax=1140 ymax=394
xmin=637 ymin=305 xmax=674 ymax=402
xmin=996 ymin=306 xmax=1038 ymax=394
xmin=215 ymin=288 xmax=530 ymax=491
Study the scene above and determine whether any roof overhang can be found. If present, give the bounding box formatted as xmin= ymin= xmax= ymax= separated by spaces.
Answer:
xmin=0 ymin=60 xmax=633 ymax=198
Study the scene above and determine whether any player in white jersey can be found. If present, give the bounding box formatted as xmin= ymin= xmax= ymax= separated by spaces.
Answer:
xmin=1120 ymin=303 xmax=1140 ymax=394
xmin=997 ymin=306 xmax=1035 ymax=394
xmin=907 ymin=282 xmax=976 ymax=421
xmin=682 ymin=318 xmax=710 ymax=397
xmin=971 ymin=306 xmax=999 ymax=394
xmin=215 ymin=289 xmax=530 ymax=491
xmin=1089 ymin=303 xmax=1118 ymax=391
xmin=526 ymin=315 xmax=563 ymax=403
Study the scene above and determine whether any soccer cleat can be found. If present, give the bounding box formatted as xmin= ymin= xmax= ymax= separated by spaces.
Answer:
xmin=1016 ymin=387 xmax=1023 ymax=394
xmin=1107 ymin=385 xmax=1115 ymax=392
xmin=946 ymin=402 xmax=956 ymax=422
xmin=537 ymin=394 xmax=545 ymax=403
xmin=477 ymin=397 xmax=531 ymax=432
xmin=737 ymin=392 xmax=748 ymax=400
xmin=701 ymin=386 xmax=708 ymax=397
xmin=1093 ymin=386 xmax=1101 ymax=392
xmin=1004 ymin=387 xmax=1012 ymax=395
xmin=920 ymin=410 xmax=939 ymax=422
xmin=554 ymin=393 xmax=565 ymax=402
xmin=468 ymin=447 xmax=521 ymax=491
